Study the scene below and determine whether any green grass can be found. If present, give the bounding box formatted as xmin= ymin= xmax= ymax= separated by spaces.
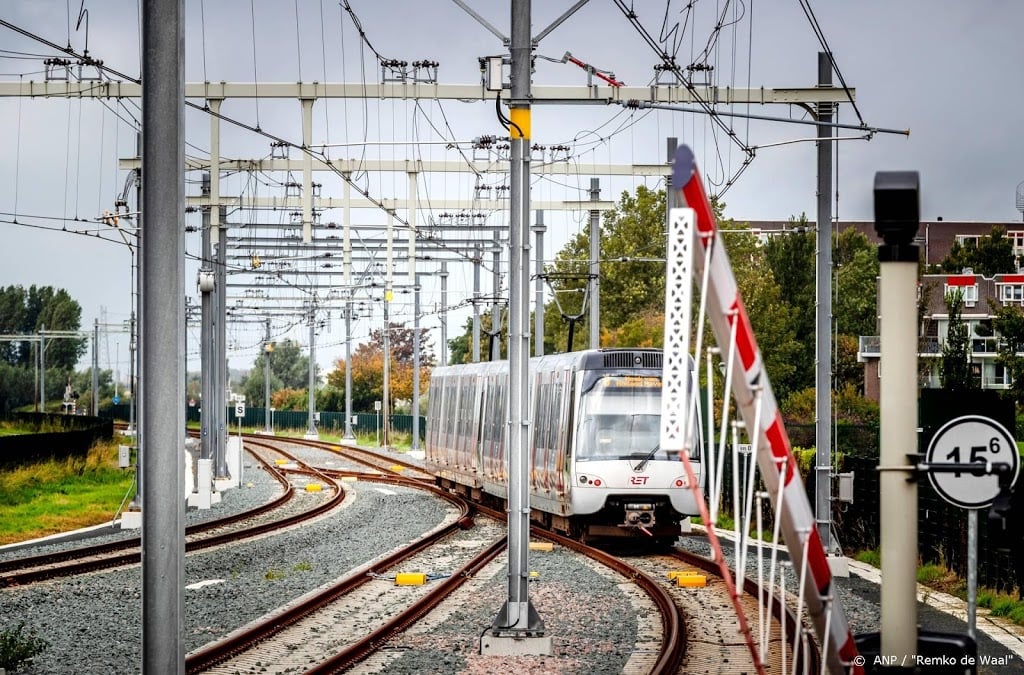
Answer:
xmin=854 ymin=548 xmax=881 ymax=567
xmin=0 ymin=622 xmax=49 ymax=671
xmin=0 ymin=440 xmax=135 ymax=545
xmin=855 ymin=549 xmax=1024 ymax=627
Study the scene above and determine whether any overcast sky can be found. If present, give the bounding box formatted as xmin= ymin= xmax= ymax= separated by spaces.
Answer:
xmin=2 ymin=1 xmax=1022 ymax=381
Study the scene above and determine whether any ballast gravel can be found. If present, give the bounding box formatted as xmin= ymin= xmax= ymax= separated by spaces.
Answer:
xmin=2 ymin=443 xmax=1020 ymax=674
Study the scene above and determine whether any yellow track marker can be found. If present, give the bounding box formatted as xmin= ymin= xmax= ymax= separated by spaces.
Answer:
xmin=667 ymin=570 xmax=699 ymax=581
xmin=305 ymin=483 xmax=322 ymax=492
xmin=528 ymin=542 xmax=553 ymax=552
xmin=395 ymin=572 xmax=427 ymax=586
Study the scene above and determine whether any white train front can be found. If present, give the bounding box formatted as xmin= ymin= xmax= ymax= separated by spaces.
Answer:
xmin=425 ymin=348 xmax=703 ymax=544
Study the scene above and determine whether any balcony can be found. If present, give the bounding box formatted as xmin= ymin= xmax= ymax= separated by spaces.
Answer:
xmin=858 ymin=335 xmax=1003 ymax=359
xmin=858 ymin=336 xmax=880 ymax=360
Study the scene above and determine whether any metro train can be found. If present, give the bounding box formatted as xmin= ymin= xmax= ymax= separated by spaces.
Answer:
xmin=425 ymin=348 xmax=704 ymax=544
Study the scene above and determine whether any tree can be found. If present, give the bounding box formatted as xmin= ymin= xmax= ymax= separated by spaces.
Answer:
xmin=764 ymin=217 xmax=816 ymax=392
xmin=724 ymin=226 xmax=802 ymax=401
xmin=939 ymin=226 xmax=1016 ymax=277
xmin=70 ymin=367 xmax=115 ymax=412
xmin=325 ymin=322 xmax=434 ymax=411
xmin=0 ymin=285 xmax=87 ymax=412
xmin=447 ymin=317 xmax=473 ymax=365
xmin=0 ymin=285 xmax=86 ymax=369
xmin=834 ymin=334 xmax=864 ymax=394
xmin=834 ymin=228 xmax=880 ymax=339
xmin=270 ymin=387 xmax=308 ymax=411
xmin=545 ymin=185 xmax=667 ymax=349
xmin=992 ymin=304 xmax=1024 ymax=405
xmin=241 ymin=338 xmax=311 ymax=406
xmin=940 ymin=288 xmax=975 ymax=391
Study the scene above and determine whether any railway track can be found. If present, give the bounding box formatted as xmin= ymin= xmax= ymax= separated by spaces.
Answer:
xmin=0 ymin=438 xmax=340 ymax=587
xmin=2 ymin=432 xmax=820 ymax=673
xmin=278 ymin=433 xmax=435 ymax=480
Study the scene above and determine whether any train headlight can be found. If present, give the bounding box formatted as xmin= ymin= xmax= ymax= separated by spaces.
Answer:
xmin=577 ymin=474 xmax=605 ymax=487
xmin=672 ymin=476 xmax=691 ymax=489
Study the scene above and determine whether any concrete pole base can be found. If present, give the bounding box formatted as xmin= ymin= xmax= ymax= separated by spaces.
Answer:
xmin=827 ymin=554 xmax=850 ymax=577
xmin=120 ymin=510 xmax=143 ymax=529
xmin=479 ymin=633 xmax=552 ymax=656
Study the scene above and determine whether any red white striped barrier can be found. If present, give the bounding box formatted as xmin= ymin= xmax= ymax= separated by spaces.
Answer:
xmin=673 ymin=144 xmax=862 ymax=675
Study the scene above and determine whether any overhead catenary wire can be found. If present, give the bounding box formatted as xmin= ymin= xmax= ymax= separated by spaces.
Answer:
xmin=795 ymin=0 xmax=863 ymax=127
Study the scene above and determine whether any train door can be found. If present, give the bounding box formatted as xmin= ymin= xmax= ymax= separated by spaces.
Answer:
xmin=531 ymin=370 xmax=551 ymax=492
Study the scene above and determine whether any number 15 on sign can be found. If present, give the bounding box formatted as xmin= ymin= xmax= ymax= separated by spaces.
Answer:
xmin=926 ymin=415 xmax=1020 ymax=509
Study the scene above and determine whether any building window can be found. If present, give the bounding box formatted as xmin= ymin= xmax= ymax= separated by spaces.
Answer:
xmin=1000 ymin=284 xmax=1024 ymax=304
xmin=1010 ymin=230 xmax=1024 ymax=257
xmin=956 ymin=234 xmax=980 ymax=249
xmin=946 ymin=283 xmax=978 ymax=306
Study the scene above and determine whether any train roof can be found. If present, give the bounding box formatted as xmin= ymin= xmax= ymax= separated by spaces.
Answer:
xmin=431 ymin=348 xmax=666 ymax=378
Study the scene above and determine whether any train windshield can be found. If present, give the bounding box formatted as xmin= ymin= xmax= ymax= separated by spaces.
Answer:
xmin=576 ymin=374 xmax=679 ymax=461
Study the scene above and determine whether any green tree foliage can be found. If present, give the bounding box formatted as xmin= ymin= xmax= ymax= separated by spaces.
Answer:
xmin=70 ymin=367 xmax=116 ymax=413
xmin=762 ymin=224 xmax=879 ymax=397
xmin=241 ymin=339 xmax=311 ymax=406
xmin=442 ymin=187 xmax=879 ymax=413
xmin=724 ymin=227 xmax=802 ymax=401
xmin=316 ymin=384 xmax=345 ymax=412
xmin=834 ymin=334 xmax=864 ymax=394
xmin=447 ymin=312 xmax=511 ymax=365
xmin=783 ymin=383 xmax=879 ymax=427
xmin=0 ymin=285 xmax=86 ymax=369
xmin=545 ymin=185 xmax=667 ymax=349
xmin=992 ymin=305 xmax=1024 ymax=404
xmin=940 ymin=289 xmax=976 ymax=391
xmin=764 ymin=217 xmax=815 ymax=392
xmin=0 ymin=364 xmax=34 ymax=415
xmin=447 ymin=316 xmax=473 ymax=366
xmin=834 ymin=228 xmax=880 ymax=339
xmin=0 ymin=285 xmax=87 ymax=412
xmin=939 ymin=226 xmax=1016 ymax=277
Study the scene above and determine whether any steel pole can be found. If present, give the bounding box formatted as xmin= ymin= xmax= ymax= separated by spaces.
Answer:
xmin=344 ymin=302 xmax=355 ymax=439
xmin=533 ymin=211 xmax=545 ymax=357
xmin=492 ymin=237 xmax=502 ymax=361
xmin=200 ymin=173 xmax=214 ymax=460
xmin=92 ymin=319 xmax=99 ymax=415
xmin=473 ymin=245 xmax=481 ymax=362
xmin=40 ymin=325 xmax=45 ymax=411
xmin=483 ymin=0 xmax=546 ymax=649
xmin=263 ymin=318 xmax=272 ymax=433
xmin=305 ymin=313 xmax=318 ymax=439
xmin=815 ymin=51 xmax=836 ymax=556
xmin=343 ymin=176 xmax=355 ymax=440
xmin=412 ymin=276 xmax=421 ymax=451
xmin=140 ymin=0 xmax=186 ymax=670
xmin=214 ymin=231 xmax=227 ymax=477
xmin=588 ymin=178 xmax=600 ymax=349
xmin=440 ymin=263 xmax=449 ymax=365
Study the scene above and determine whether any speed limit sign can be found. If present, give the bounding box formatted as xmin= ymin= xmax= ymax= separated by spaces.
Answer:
xmin=925 ymin=414 xmax=1020 ymax=509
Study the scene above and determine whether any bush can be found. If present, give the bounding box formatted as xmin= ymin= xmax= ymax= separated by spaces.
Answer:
xmin=0 ymin=622 xmax=48 ymax=671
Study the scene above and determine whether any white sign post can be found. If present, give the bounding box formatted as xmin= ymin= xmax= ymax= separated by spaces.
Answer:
xmin=925 ymin=414 xmax=1020 ymax=640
